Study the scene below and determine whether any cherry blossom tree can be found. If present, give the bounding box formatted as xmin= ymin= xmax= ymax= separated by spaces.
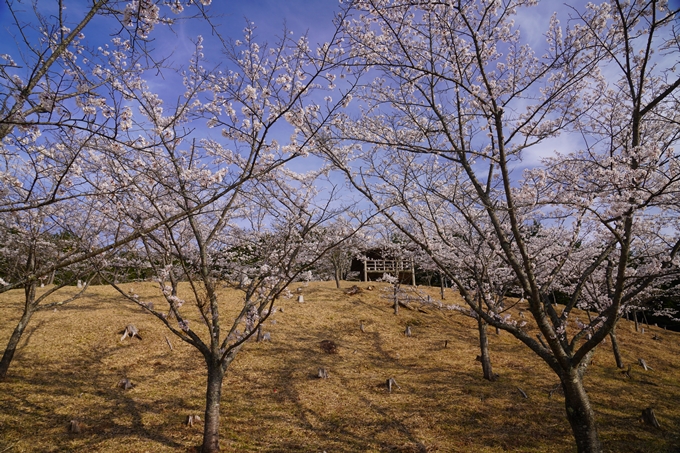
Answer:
xmin=0 ymin=2 xmax=232 ymax=326
xmin=0 ymin=201 xmax=104 ymax=379
xmin=313 ymin=1 xmax=680 ymax=451
xmin=536 ymin=0 xmax=680 ymax=372
xmin=1 ymin=9 xmax=359 ymax=452
xmin=0 ymin=0 xmax=216 ymax=212
xmin=550 ymin=230 xmax=680 ymax=369
xmin=314 ymin=216 xmax=365 ymax=288
xmin=100 ymin=163 xmax=358 ymax=452
xmin=0 ymin=0 xmax=216 ymax=378
xmin=0 ymin=0 xmax=352 ymax=290
xmin=79 ymin=18 xmax=354 ymax=451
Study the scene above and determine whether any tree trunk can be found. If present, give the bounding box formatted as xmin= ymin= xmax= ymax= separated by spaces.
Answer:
xmin=393 ymin=285 xmax=399 ymax=315
xmin=201 ymin=363 xmax=225 ymax=453
xmin=634 ymin=309 xmax=639 ymax=332
xmin=561 ymin=371 xmax=601 ymax=453
xmin=0 ymin=284 xmax=37 ymax=380
xmin=642 ymin=311 xmax=650 ymax=328
xmin=609 ymin=328 xmax=624 ymax=369
xmin=334 ymin=266 xmax=341 ymax=289
xmin=477 ymin=317 xmax=495 ymax=381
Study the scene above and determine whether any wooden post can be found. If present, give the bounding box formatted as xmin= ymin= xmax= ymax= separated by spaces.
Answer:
xmin=386 ymin=377 xmax=400 ymax=392
xmin=411 ymin=259 xmax=416 ymax=286
xmin=186 ymin=415 xmax=201 ymax=427
xmin=440 ymin=272 xmax=445 ymax=299
xmin=641 ymin=408 xmax=661 ymax=428
xmin=69 ymin=420 xmax=82 ymax=433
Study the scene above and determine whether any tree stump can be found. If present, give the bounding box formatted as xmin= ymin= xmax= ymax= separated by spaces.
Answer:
xmin=119 ymin=324 xmax=142 ymax=341
xmin=404 ymin=325 xmax=412 ymax=337
xmin=319 ymin=340 xmax=338 ymax=354
xmin=69 ymin=419 xmax=82 ymax=434
xmin=638 ymin=358 xmax=652 ymax=371
xmin=185 ymin=415 xmax=201 ymax=427
xmin=345 ymin=285 xmax=362 ymax=295
xmin=118 ymin=378 xmax=134 ymax=390
xmin=386 ymin=377 xmax=401 ymax=393
xmin=360 ymin=322 xmax=365 ymax=333
xmin=317 ymin=368 xmax=329 ymax=379
xmin=641 ymin=407 xmax=661 ymax=428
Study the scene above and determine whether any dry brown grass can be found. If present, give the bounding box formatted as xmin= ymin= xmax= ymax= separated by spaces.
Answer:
xmin=0 ymin=281 xmax=678 ymax=452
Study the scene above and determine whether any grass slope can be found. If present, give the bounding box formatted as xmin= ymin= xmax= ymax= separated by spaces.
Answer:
xmin=0 ymin=281 xmax=678 ymax=452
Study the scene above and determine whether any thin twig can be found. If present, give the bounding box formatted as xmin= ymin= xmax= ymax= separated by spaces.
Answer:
xmin=0 ymin=442 xmax=17 ymax=453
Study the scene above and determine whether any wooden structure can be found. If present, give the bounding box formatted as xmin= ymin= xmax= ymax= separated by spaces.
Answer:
xmin=362 ymin=258 xmax=416 ymax=286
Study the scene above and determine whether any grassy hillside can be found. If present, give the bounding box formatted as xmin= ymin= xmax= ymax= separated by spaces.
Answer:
xmin=0 ymin=281 xmax=678 ymax=452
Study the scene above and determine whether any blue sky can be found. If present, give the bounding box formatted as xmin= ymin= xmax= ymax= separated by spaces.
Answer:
xmin=0 ymin=1 xmax=342 ymax=74
xmin=159 ymin=0 xmax=342 ymax=64
xmin=0 ymin=0 xmax=344 ymax=171
xmin=1 ymin=0 xmax=678 ymax=79
xmin=1 ymin=0 xmax=678 ymax=182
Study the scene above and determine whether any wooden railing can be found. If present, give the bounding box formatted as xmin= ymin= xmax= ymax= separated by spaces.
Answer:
xmin=362 ymin=258 xmax=416 ymax=285
xmin=364 ymin=259 xmax=410 ymax=272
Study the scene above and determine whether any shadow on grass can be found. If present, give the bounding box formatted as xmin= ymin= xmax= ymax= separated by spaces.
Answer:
xmin=220 ymin=323 xmax=574 ymax=453
xmin=2 ymin=282 xmax=678 ymax=452
xmin=15 ymin=320 xmax=46 ymax=354
xmin=0 ymin=340 xmax=187 ymax=451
